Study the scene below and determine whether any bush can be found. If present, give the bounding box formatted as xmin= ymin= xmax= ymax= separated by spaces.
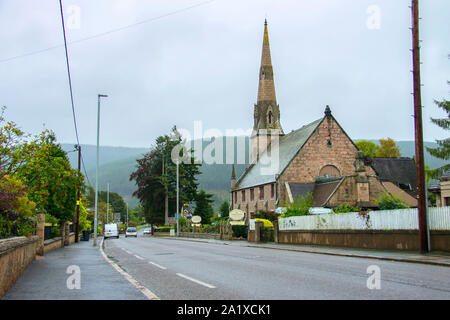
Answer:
xmin=232 ymin=225 xmax=248 ymax=238
xmin=255 ymin=218 xmax=274 ymax=229
xmin=377 ymin=193 xmax=409 ymax=210
xmin=280 ymin=193 xmax=313 ymax=217
xmin=333 ymin=204 xmax=361 ymax=214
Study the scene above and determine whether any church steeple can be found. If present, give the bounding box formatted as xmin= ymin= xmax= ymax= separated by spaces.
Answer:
xmin=251 ymin=20 xmax=284 ymax=164
xmin=253 ymin=20 xmax=283 ymax=134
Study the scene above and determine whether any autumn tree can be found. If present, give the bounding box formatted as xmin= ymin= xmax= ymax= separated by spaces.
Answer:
xmin=375 ymin=138 xmax=401 ymax=158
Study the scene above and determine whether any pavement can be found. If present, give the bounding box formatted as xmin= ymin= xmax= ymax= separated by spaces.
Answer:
xmin=2 ymin=238 xmax=148 ymax=300
xmin=159 ymin=236 xmax=450 ymax=267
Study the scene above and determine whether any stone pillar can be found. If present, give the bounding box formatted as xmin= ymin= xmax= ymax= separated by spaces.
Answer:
xmin=273 ymin=220 xmax=279 ymax=243
xmin=64 ymin=222 xmax=70 ymax=246
xmin=36 ymin=213 xmax=45 ymax=256
xmin=255 ymin=221 xmax=263 ymax=243
xmin=228 ymin=223 xmax=232 ymax=240
xmin=60 ymin=223 xmax=65 ymax=248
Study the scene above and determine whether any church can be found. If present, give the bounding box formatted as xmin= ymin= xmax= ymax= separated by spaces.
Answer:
xmin=230 ymin=20 xmax=418 ymax=219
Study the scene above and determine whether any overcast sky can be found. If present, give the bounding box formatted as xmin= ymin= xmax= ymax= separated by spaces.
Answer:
xmin=1 ymin=0 xmax=449 ymax=148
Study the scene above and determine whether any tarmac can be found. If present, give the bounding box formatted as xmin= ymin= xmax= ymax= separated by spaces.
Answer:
xmin=2 ymin=235 xmax=449 ymax=300
xmin=161 ymin=236 xmax=450 ymax=267
xmin=2 ymin=238 xmax=147 ymax=300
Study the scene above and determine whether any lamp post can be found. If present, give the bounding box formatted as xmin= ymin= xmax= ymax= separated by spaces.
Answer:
xmin=176 ymin=159 xmax=180 ymax=237
xmin=93 ymin=94 xmax=108 ymax=247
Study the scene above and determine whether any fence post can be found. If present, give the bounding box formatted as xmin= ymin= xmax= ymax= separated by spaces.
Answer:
xmin=36 ymin=212 xmax=45 ymax=256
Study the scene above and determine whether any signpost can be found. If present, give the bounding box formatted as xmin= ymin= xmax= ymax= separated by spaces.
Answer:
xmin=229 ymin=209 xmax=246 ymax=226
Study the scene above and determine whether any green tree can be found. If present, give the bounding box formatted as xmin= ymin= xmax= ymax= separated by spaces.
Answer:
xmin=355 ymin=140 xmax=379 ymax=157
xmin=16 ymin=130 xmax=83 ymax=224
xmin=375 ymin=138 xmax=401 ymax=158
xmin=194 ymin=190 xmax=214 ymax=223
xmin=219 ymin=201 xmax=230 ymax=218
xmin=98 ymin=191 xmax=127 ymax=223
xmin=130 ymin=126 xmax=201 ymax=225
xmin=426 ymin=69 xmax=449 ymax=178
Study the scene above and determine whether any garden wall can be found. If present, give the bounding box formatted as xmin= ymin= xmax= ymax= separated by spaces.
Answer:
xmin=0 ymin=236 xmax=38 ymax=299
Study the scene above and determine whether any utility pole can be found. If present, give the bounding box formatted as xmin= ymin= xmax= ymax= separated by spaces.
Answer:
xmin=94 ymin=94 xmax=108 ymax=247
xmin=75 ymin=144 xmax=81 ymax=243
xmin=411 ymin=0 xmax=429 ymax=253
xmin=163 ymin=155 xmax=169 ymax=226
xmin=126 ymin=203 xmax=129 ymax=227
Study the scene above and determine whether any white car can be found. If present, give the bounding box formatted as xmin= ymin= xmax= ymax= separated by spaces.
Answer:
xmin=125 ymin=227 xmax=138 ymax=238
xmin=104 ymin=223 xmax=119 ymax=239
xmin=142 ymin=228 xmax=152 ymax=235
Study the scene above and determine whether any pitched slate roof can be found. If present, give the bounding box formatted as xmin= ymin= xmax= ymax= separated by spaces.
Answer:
xmin=370 ymin=157 xmax=418 ymax=197
xmin=235 ymin=118 xmax=322 ymax=190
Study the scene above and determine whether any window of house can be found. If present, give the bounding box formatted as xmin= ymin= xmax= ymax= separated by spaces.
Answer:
xmin=242 ymin=190 xmax=246 ymax=202
xmin=259 ymin=186 xmax=264 ymax=200
xmin=250 ymin=188 xmax=254 ymax=201
xmin=271 ymin=183 xmax=275 ymax=198
xmin=319 ymin=165 xmax=340 ymax=177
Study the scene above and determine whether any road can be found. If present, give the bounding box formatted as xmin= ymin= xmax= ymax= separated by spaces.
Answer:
xmin=103 ymin=233 xmax=450 ymax=300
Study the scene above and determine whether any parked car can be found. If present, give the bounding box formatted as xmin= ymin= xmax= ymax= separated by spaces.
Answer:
xmin=104 ymin=223 xmax=119 ymax=239
xmin=125 ymin=227 xmax=138 ymax=238
xmin=142 ymin=228 xmax=152 ymax=235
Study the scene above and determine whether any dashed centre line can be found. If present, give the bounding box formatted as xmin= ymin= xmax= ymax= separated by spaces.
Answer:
xmin=134 ymin=254 xmax=145 ymax=260
xmin=176 ymin=273 xmax=216 ymax=289
xmin=148 ymin=261 xmax=167 ymax=270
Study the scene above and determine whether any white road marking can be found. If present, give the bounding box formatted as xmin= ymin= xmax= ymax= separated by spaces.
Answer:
xmin=176 ymin=273 xmax=216 ymax=289
xmin=100 ymin=238 xmax=159 ymax=300
xmin=148 ymin=262 xmax=167 ymax=270
xmin=134 ymin=254 xmax=144 ymax=260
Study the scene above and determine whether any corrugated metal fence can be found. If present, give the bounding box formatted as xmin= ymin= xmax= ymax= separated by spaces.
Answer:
xmin=279 ymin=206 xmax=450 ymax=231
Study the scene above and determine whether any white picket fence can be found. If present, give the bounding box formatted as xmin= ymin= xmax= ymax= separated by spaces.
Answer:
xmin=278 ymin=206 xmax=450 ymax=231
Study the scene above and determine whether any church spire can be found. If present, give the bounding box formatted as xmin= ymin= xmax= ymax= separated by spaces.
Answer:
xmin=257 ymin=19 xmax=276 ymax=104
xmin=251 ymin=20 xmax=284 ymax=164
xmin=253 ymin=19 xmax=283 ymax=134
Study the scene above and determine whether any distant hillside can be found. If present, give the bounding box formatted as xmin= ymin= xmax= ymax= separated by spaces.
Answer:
xmin=62 ymin=139 xmax=447 ymax=210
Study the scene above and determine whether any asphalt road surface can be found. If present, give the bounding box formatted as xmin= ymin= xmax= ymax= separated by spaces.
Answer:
xmin=103 ymin=233 xmax=450 ymax=300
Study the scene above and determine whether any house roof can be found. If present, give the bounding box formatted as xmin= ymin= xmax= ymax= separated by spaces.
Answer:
xmin=234 ymin=118 xmax=322 ymax=190
xmin=381 ymin=181 xmax=418 ymax=207
xmin=370 ymin=157 xmax=417 ymax=197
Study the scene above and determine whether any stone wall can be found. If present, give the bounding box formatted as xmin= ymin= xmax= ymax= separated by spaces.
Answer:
xmin=277 ymin=230 xmax=450 ymax=252
xmin=0 ymin=236 xmax=38 ymax=299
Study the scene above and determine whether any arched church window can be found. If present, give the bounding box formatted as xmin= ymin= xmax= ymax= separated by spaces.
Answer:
xmin=319 ymin=165 xmax=340 ymax=177
xmin=268 ymin=111 xmax=273 ymax=124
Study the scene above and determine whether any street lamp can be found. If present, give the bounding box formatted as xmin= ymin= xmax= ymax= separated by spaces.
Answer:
xmin=176 ymin=159 xmax=180 ymax=237
xmin=93 ymin=94 xmax=108 ymax=247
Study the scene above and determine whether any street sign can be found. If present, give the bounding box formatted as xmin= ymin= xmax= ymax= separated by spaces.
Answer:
xmin=168 ymin=217 xmax=176 ymax=224
xmin=192 ymin=216 xmax=202 ymax=224
xmin=229 ymin=209 xmax=245 ymax=221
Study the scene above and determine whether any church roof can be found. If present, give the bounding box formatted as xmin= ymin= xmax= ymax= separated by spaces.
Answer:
xmin=235 ymin=118 xmax=322 ymax=190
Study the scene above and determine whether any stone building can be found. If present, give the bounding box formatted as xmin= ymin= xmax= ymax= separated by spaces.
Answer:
xmin=429 ymin=170 xmax=450 ymax=207
xmin=230 ymin=20 xmax=417 ymax=220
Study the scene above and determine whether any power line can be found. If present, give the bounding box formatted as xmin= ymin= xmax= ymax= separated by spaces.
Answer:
xmin=1 ymin=0 xmax=217 ymax=64
xmin=58 ymin=0 xmax=93 ymax=189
